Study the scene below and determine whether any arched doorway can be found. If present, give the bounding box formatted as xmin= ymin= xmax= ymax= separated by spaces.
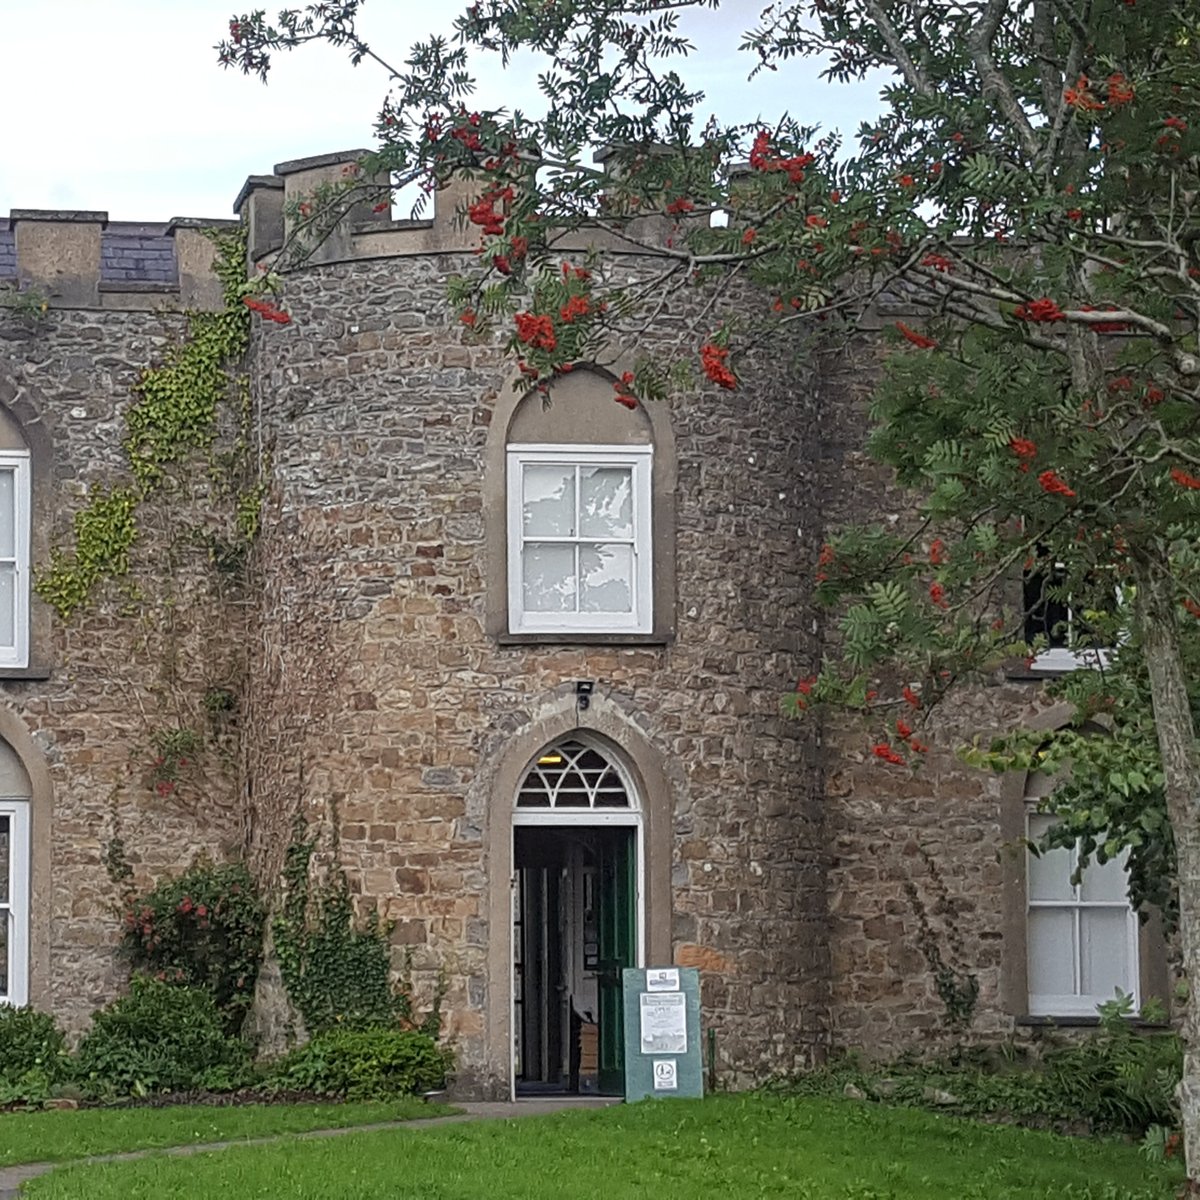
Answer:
xmin=512 ymin=735 xmax=642 ymax=1095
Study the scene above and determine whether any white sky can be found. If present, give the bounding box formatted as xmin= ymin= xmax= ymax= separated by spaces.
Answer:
xmin=0 ymin=0 xmax=884 ymax=222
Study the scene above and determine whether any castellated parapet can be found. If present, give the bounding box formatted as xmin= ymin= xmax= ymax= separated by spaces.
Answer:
xmin=1 ymin=210 xmax=238 ymax=311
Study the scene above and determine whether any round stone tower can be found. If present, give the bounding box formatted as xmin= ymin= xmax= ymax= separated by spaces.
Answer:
xmin=242 ymin=150 xmax=831 ymax=1097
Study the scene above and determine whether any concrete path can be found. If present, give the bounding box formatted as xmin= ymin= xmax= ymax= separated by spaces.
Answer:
xmin=0 ymin=1097 xmax=618 ymax=1198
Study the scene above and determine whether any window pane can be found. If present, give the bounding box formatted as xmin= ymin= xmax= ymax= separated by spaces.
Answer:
xmin=1028 ymin=908 xmax=1075 ymax=997
xmin=579 ymin=544 xmax=633 ymax=613
xmin=0 ymin=566 xmax=14 ymax=650
xmin=522 ymin=543 xmax=576 ymax=612
xmin=0 ymin=815 xmax=8 ymax=904
xmin=579 ymin=467 xmax=633 ymax=540
xmin=1027 ymin=820 xmax=1074 ymax=901
xmin=522 ymin=465 xmax=575 ymax=538
xmin=0 ymin=913 xmax=7 ymax=1000
xmin=0 ymin=470 xmax=14 ymax=559
xmin=1080 ymin=849 xmax=1131 ymax=903
xmin=1081 ymin=909 xmax=1132 ymax=1001
xmin=1023 ymin=566 xmax=1070 ymax=648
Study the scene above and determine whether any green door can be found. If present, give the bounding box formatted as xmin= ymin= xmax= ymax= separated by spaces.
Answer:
xmin=596 ymin=827 xmax=637 ymax=1094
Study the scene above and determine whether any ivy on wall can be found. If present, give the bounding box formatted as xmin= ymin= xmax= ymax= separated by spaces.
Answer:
xmin=36 ymin=228 xmax=260 ymax=620
xmin=274 ymin=816 xmax=444 ymax=1037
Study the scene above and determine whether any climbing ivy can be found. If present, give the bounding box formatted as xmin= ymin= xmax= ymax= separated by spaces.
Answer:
xmin=36 ymin=487 xmax=139 ymax=619
xmin=274 ymin=816 xmax=444 ymax=1036
xmin=35 ymin=228 xmax=257 ymax=620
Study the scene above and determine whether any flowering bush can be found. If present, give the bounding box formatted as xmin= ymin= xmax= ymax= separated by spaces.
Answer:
xmin=120 ymin=860 xmax=264 ymax=1031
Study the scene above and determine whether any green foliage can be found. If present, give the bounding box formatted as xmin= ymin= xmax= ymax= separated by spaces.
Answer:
xmin=274 ymin=817 xmax=444 ymax=1036
xmin=268 ymin=1027 xmax=451 ymax=1099
xmin=217 ymin=3 xmax=1200 ymax=950
xmin=786 ymin=1004 xmax=1181 ymax=1138
xmin=965 ymin=648 xmax=1179 ymax=927
xmin=35 ymin=487 xmax=139 ymax=621
xmin=0 ymin=1007 xmax=70 ymax=1103
xmin=74 ymin=976 xmax=252 ymax=1098
xmin=34 ymin=229 xmax=256 ymax=620
xmin=0 ymin=284 xmax=50 ymax=323
xmin=124 ymin=232 xmax=250 ymax=489
xmin=119 ymin=861 xmax=265 ymax=1031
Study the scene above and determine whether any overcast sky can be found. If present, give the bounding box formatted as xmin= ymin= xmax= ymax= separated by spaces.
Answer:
xmin=1 ymin=1 xmax=883 ymax=222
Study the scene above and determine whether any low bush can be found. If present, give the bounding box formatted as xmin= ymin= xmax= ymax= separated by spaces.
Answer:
xmin=74 ymin=977 xmax=252 ymax=1098
xmin=784 ymin=1008 xmax=1180 ymax=1137
xmin=269 ymin=1027 xmax=451 ymax=1100
xmin=0 ymin=1006 xmax=69 ymax=1084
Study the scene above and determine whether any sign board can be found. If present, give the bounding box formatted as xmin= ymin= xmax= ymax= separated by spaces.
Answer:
xmin=621 ymin=966 xmax=704 ymax=1102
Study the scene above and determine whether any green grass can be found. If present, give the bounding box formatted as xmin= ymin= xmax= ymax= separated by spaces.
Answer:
xmin=23 ymin=1094 xmax=1183 ymax=1199
xmin=0 ymin=1098 xmax=451 ymax=1167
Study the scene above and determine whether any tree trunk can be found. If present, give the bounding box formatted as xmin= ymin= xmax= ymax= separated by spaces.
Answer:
xmin=244 ymin=924 xmax=306 ymax=1058
xmin=1135 ymin=555 xmax=1200 ymax=1181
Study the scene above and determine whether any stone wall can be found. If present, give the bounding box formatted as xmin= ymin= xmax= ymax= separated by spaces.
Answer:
xmin=245 ymin=251 xmax=832 ymax=1095
xmin=0 ymin=302 xmax=246 ymax=1032
xmin=810 ymin=340 xmax=1110 ymax=1056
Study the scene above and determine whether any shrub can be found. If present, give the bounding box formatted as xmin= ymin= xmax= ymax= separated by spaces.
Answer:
xmin=1038 ymin=1004 xmax=1180 ymax=1133
xmin=0 ymin=1006 xmax=69 ymax=1084
xmin=784 ymin=1008 xmax=1181 ymax=1138
xmin=269 ymin=1027 xmax=451 ymax=1100
xmin=75 ymin=977 xmax=252 ymax=1098
xmin=120 ymin=860 xmax=264 ymax=1031
xmin=0 ymin=1007 xmax=70 ymax=1104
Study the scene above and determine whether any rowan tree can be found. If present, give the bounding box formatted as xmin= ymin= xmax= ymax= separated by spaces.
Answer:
xmin=219 ymin=0 xmax=1200 ymax=1173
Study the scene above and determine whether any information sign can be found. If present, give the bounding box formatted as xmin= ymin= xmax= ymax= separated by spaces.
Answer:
xmin=621 ymin=966 xmax=704 ymax=1102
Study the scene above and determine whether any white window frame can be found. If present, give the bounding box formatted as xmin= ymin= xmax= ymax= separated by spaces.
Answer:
xmin=506 ymin=444 xmax=652 ymax=635
xmin=1026 ymin=812 xmax=1139 ymax=1017
xmin=1026 ymin=560 xmax=1116 ymax=674
xmin=0 ymin=453 xmax=30 ymax=670
xmin=0 ymin=799 xmax=30 ymax=1007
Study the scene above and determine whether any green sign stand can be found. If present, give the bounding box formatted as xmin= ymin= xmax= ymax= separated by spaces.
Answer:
xmin=621 ymin=966 xmax=704 ymax=1101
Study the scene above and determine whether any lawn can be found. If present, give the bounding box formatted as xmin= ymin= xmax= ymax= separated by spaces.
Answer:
xmin=23 ymin=1094 xmax=1183 ymax=1199
xmin=0 ymin=1098 xmax=450 ymax=1167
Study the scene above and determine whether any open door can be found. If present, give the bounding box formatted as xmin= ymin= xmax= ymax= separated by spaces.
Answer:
xmin=596 ymin=826 xmax=636 ymax=1095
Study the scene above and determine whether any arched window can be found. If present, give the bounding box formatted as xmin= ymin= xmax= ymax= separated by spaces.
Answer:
xmin=0 ymin=738 xmax=31 ymax=1006
xmin=516 ymin=738 xmax=638 ymax=812
xmin=490 ymin=364 xmax=675 ymax=643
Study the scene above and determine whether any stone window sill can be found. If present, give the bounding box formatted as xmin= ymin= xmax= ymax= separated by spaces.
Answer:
xmin=497 ymin=632 xmax=670 ymax=648
xmin=0 ymin=666 xmax=52 ymax=681
xmin=1016 ymin=1014 xmax=1170 ymax=1030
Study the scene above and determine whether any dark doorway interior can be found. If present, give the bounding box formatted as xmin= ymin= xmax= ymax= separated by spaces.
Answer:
xmin=513 ymin=825 xmax=635 ymax=1096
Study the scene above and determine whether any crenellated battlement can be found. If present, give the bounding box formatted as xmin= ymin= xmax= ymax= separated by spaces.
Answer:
xmin=2 ymin=147 xmax=686 ymax=316
xmin=235 ymin=147 xmax=682 ymax=273
xmin=1 ymin=210 xmax=239 ymax=312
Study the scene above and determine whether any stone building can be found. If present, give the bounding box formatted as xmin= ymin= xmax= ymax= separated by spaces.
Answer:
xmin=0 ymin=150 xmax=1170 ymax=1098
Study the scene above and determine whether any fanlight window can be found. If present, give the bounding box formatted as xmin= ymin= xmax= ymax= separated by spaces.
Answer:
xmin=517 ymin=740 xmax=632 ymax=809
